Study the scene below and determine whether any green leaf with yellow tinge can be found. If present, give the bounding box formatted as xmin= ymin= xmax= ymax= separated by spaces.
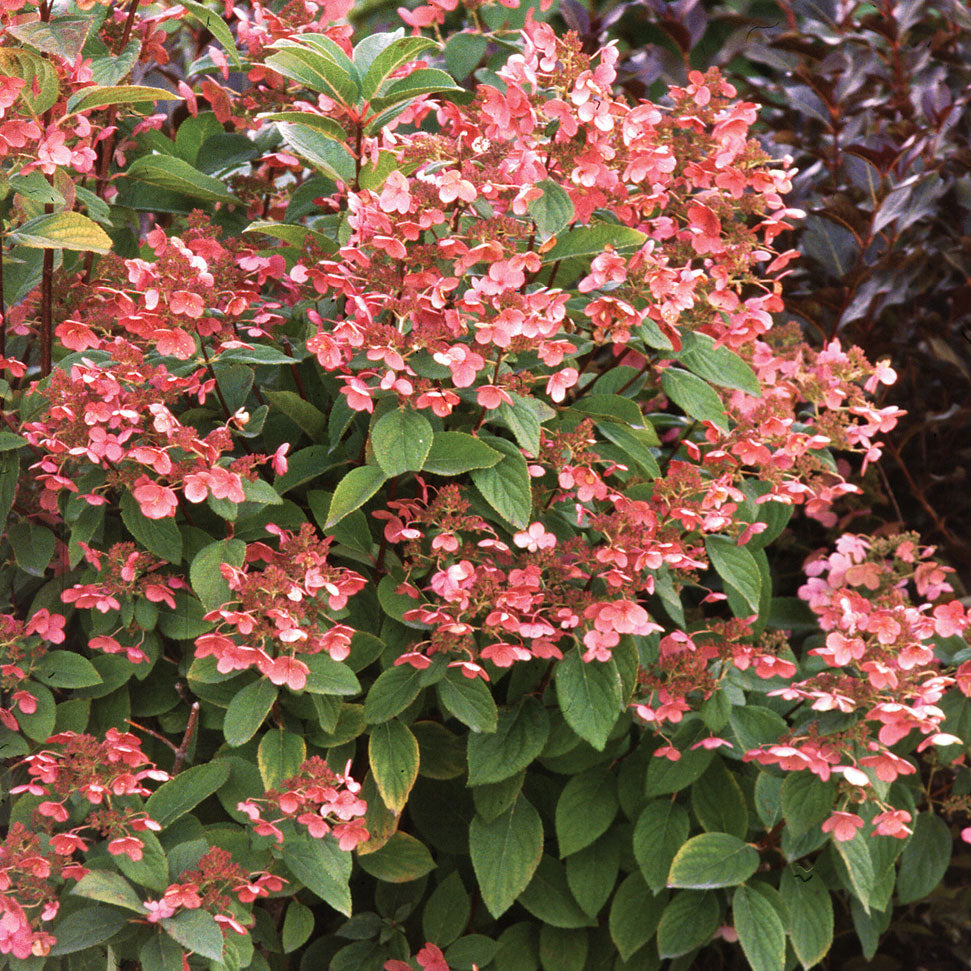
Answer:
xmin=325 ymin=465 xmax=387 ymax=528
xmin=258 ymin=729 xmax=306 ymax=791
xmin=733 ymin=885 xmax=786 ymax=971
xmin=369 ymin=719 xmax=420 ymax=813
xmin=471 ymin=793 xmax=543 ymax=918
xmin=356 ymin=832 xmax=435 ymax=882
xmin=667 ymin=833 xmax=759 ymax=889
xmin=8 ymin=212 xmax=112 ymax=254
xmin=67 ymin=84 xmax=182 ymax=114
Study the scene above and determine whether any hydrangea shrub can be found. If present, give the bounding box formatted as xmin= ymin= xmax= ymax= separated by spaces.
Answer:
xmin=0 ymin=0 xmax=969 ymax=968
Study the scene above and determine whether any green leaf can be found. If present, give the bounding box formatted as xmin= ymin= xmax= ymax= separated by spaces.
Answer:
xmin=727 ymin=705 xmax=787 ymax=752
xmin=494 ymin=923 xmax=538 ymax=970
xmin=656 ymin=890 xmax=720 ymax=958
xmin=117 ymin=828 xmax=169 ymax=892
xmin=424 ymin=431 xmax=502 ymax=476
xmin=357 ymin=832 xmax=435 ymax=882
xmin=361 ymin=34 xmax=437 ymax=100
xmin=309 ymin=491 xmax=371 ymax=553
xmin=282 ymin=900 xmax=315 ymax=953
xmin=7 ymin=521 xmax=55 ymax=576
xmin=497 ymin=395 xmax=543 ymax=457
xmin=17 ymin=681 xmax=54 ymax=741
xmin=127 ymin=155 xmax=238 ymax=204
xmin=733 ymin=884 xmax=786 ymax=971
xmin=754 ymin=774 xmax=784 ymax=829
xmin=220 ymin=344 xmax=296 ymax=366
xmin=258 ymin=729 xmax=307 ymax=791
xmin=517 ymin=855 xmax=592 ymax=929
xmin=633 ymin=800 xmax=690 ymax=893
xmin=265 ymin=389 xmax=328 ymax=442
xmin=180 ymin=0 xmax=242 ymax=67
xmin=0 ymin=430 xmax=27 ymax=451
xmin=140 ymin=932 xmax=186 ymax=970
xmin=437 ymin=669 xmax=499 ymax=734
xmin=0 ymin=452 xmax=18 ymax=531
xmin=293 ymin=32 xmax=360 ymax=79
xmin=529 ymin=179 xmax=575 ymax=236
xmin=691 ymin=758 xmax=748 ymax=839
xmin=609 ymin=873 xmax=665 ymax=961
xmin=470 ymin=436 xmax=532 ymax=529
xmin=554 ymin=649 xmax=623 ymax=751
xmin=566 ymin=830 xmax=621 ymax=917
xmin=471 ymin=793 xmax=544 ymax=918
xmin=423 ymin=870 xmax=471 ymax=947
xmin=570 ymin=394 xmax=644 ymax=426
xmin=358 ymin=148 xmax=400 ymax=191
xmin=661 ymin=367 xmax=728 ymax=431
xmin=0 ymin=48 xmax=59 ymax=115
xmin=282 ymin=832 xmax=352 ymax=914
xmin=8 ymin=212 xmax=112 ymax=254
xmin=705 ymin=535 xmax=762 ymax=616
xmin=158 ymin=592 xmax=211 ymax=640
xmin=31 ymin=651 xmax=101 ymax=689
xmin=49 ymin=905 xmax=129 ymax=956
xmin=257 ymin=111 xmax=347 ymax=144
xmin=677 ymin=331 xmax=761 ymax=396
xmin=369 ymin=718 xmax=420 ymax=813
xmin=780 ymin=868 xmax=833 ymax=969
xmin=67 ymin=84 xmax=181 ymax=114
xmin=189 ymin=538 xmax=245 ymax=611
xmin=538 ymin=927 xmax=586 ymax=971
xmin=276 ymin=121 xmax=357 ymax=184
xmin=414 ymin=721 xmax=465 ymax=780
xmin=145 ymin=761 xmax=231 ymax=828
xmin=364 ymin=663 xmax=424 ymax=723
xmin=542 ymin=223 xmax=647 ymax=264
xmin=595 ymin=421 xmax=661 ymax=478
xmin=71 ymin=870 xmax=144 ymax=913
xmin=371 ymin=408 xmax=434 ymax=476
xmin=223 ymin=678 xmax=278 ymax=746
xmin=832 ymin=831 xmax=877 ymax=913
xmin=467 ymin=696 xmax=549 ymax=785
xmin=555 ymin=767 xmax=618 ymax=857
xmin=667 ymin=833 xmax=759 ymax=889
xmin=472 ymin=772 xmax=524 ymax=823
xmin=896 ymin=812 xmax=951 ymax=904
xmin=241 ymin=477 xmax=284 ymax=507
xmin=244 ymin=218 xmax=334 ymax=252
xmin=162 ymin=909 xmax=224 ymax=962
xmin=8 ymin=169 xmax=64 ymax=205
xmin=265 ymin=45 xmax=358 ymax=105
xmin=326 ymin=465 xmax=387 ymax=528
xmin=781 ymin=772 xmax=836 ymax=838
xmin=89 ymin=37 xmax=142 ymax=88
xmin=9 ymin=16 xmax=91 ymax=62
xmin=303 ymin=653 xmax=361 ymax=696
xmin=119 ymin=491 xmax=183 ymax=564
xmin=444 ymin=31 xmax=488 ymax=78
xmin=370 ymin=68 xmax=467 ymax=111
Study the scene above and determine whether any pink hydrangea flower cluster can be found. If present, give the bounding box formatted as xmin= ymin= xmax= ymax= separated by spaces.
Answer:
xmin=237 ymin=757 xmax=369 ymax=848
